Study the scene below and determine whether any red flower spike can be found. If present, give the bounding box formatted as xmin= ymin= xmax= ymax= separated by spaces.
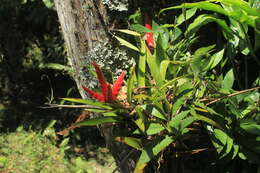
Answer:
xmin=144 ymin=13 xmax=154 ymax=52
xmin=82 ymin=85 xmax=105 ymax=102
xmin=112 ymin=72 xmax=125 ymax=101
xmin=82 ymin=62 xmax=125 ymax=103
xmin=91 ymin=61 xmax=109 ymax=100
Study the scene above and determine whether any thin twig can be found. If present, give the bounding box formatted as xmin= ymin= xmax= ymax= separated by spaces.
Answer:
xmin=177 ymin=148 xmax=213 ymax=155
xmin=206 ymin=86 xmax=260 ymax=105
xmin=40 ymin=104 xmax=101 ymax=109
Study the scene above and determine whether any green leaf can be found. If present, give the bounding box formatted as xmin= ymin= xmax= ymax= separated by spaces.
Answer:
xmin=239 ymin=148 xmax=260 ymax=164
xmin=115 ymin=29 xmax=141 ymax=36
xmin=221 ymin=134 xmax=234 ymax=159
xmin=146 ymin=48 xmax=164 ymax=87
xmin=84 ymin=108 xmax=118 ymax=116
xmin=134 ymin=136 xmax=174 ymax=173
xmin=190 ymin=45 xmax=216 ymax=74
xmin=127 ymin=66 xmax=137 ymax=102
xmin=135 ymin=106 xmax=148 ymax=132
xmin=151 ymin=107 xmax=167 ymax=121
xmin=40 ymin=63 xmax=72 ymax=72
xmin=180 ymin=116 xmax=197 ymax=130
xmin=160 ymin=2 xmax=228 ymax=16
xmin=114 ymin=36 xmax=140 ymax=52
xmin=176 ymin=8 xmax=197 ymax=25
xmin=185 ymin=14 xmax=233 ymax=38
xmin=203 ymin=49 xmax=225 ymax=71
xmin=211 ymin=129 xmax=228 ymax=154
xmin=152 ymin=105 xmax=167 ymax=121
xmin=240 ymin=120 xmax=260 ymax=136
xmin=130 ymin=24 xmax=153 ymax=33
xmin=232 ymin=144 xmax=239 ymax=159
xmin=146 ymin=123 xmax=165 ymax=135
xmin=191 ymin=109 xmax=224 ymax=129
xmin=140 ymin=104 xmax=167 ymax=121
xmin=61 ymin=98 xmax=113 ymax=109
xmin=74 ymin=116 xmax=121 ymax=127
xmin=137 ymin=40 xmax=147 ymax=87
xmin=171 ymin=97 xmax=185 ymax=116
xmin=160 ymin=1 xmax=260 ymax=28
xmin=222 ymin=69 xmax=234 ymax=89
xmin=216 ymin=0 xmax=260 ymax=17
xmin=115 ymin=137 xmax=142 ymax=150
xmin=153 ymin=75 xmax=191 ymax=100
xmin=169 ymin=110 xmax=190 ymax=129
xmin=160 ymin=60 xmax=170 ymax=82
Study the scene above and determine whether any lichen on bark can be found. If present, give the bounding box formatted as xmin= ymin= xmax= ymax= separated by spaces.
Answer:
xmin=101 ymin=0 xmax=128 ymax=11
xmin=81 ymin=40 xmax=135 ymax=88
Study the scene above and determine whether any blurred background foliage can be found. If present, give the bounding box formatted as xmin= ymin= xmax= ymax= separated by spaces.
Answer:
xmin=0 ymin=1 xmax=111 ymax=171
xmin=0 ymin=0 xmax=75 ymax=130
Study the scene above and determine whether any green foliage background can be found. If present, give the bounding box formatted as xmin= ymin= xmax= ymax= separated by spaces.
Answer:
xmin=0 ymin=0 xmax=259 ymax=172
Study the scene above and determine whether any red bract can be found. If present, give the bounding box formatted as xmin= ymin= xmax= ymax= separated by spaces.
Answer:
xmin=144 ymin=13 xmax=154 ymax=52
xmin=82 ymin=62 xmax=125 ymax=103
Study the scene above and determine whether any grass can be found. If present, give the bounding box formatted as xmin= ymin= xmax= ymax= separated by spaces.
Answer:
xmin=0 ymin=126 xmax=116 ymax=173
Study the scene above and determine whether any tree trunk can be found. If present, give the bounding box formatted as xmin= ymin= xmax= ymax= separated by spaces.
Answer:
xmin=53 ymin=0 xmax=136 ymax=172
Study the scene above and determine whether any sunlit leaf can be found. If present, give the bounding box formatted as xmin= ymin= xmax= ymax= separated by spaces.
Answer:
xmin=203 ymin=49 xmax=225 ymax=71
xmin=171 ymin=97 xmax=185 ymax=116
xmin=186 ymin=14 xmax=233 ymax=38
xmin=127 ymin=66 xmax=137 ymax=102
xmin=169 ymin=110 xmax=190 ymax=129
xmin=160 ymin=2 xmax=228 ymax=16
xmin=130 ymin=24 xmax=153 ymax=33
xmin=160 ymin=60 xmax=170 ymax=81
xmin=135 ymin=106 xmax=148 ymax=132
xmin=240 ymin=120 xmax=260 ymax=136
xmin=146 ymin=123 xmax=165 ymax=135
xmin=222 ymin=69 xmax=234 ymax=89
xmin=61 ymin=98 xmax=113 ymax=109
xmin=138 ymin=39 xmax=146 ymax=87
xmin=146 ymin=48 xmax=164 ymax=87
xmin=115 ymin=137 xmax=142 ymax=150
xmin=191 ymin=109 xmax=224 ymax=129
xmin=176 ymin=8 xmax=197 ymax=25
xmin=114 ymin=36 xmax=140 ymax=52
xmin=134 ymin=136 xmax=174 ymax=173
xmin=74 ymin=116 xmax=121 ymax=127
xmin=115 ymin=29 xmax=141 ymax=36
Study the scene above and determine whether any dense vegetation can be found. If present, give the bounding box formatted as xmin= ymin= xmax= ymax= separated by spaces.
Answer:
xmin=0 ymin=0 xmax=259 ymax=172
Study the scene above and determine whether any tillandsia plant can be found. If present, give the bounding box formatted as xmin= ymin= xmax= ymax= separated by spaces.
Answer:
xmin=61 ymin=2 xmax=260 ymax=172
xmin=82 ymin=61 xmax=125 ymax=103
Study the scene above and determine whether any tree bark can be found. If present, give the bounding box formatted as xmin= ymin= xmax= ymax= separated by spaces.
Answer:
xmin=53 ymin=0 xmax=136 ymax=172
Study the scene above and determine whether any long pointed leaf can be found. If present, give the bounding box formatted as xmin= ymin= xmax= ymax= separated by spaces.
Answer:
xmin=146 ymin=48 xmax=164 ymax=87
xmin=138 ymin=39 xmax=147 ymax=87
xmin=62 ymin=98 xmax=113 ymax=109
xmin=127 ymin=66 xmax=137 ymax=102
xmin=74 ymin=116 xmax=121 ymax=127
xmin=115 ymin=137 xmax=142 ymax=150
xmin=114 ymin=36 xmax=140 ymax=52
xmin=115 ymin=29 xmax=141 ymax=36
xmin=160 ymin=2 xmax=228 ymax=16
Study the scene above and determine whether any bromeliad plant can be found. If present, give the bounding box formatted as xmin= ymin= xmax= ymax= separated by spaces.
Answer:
xmin=62 ymin=1 xmax=260 ymax=172
xmin=82 ymin=61 xmax=125 ymax=103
